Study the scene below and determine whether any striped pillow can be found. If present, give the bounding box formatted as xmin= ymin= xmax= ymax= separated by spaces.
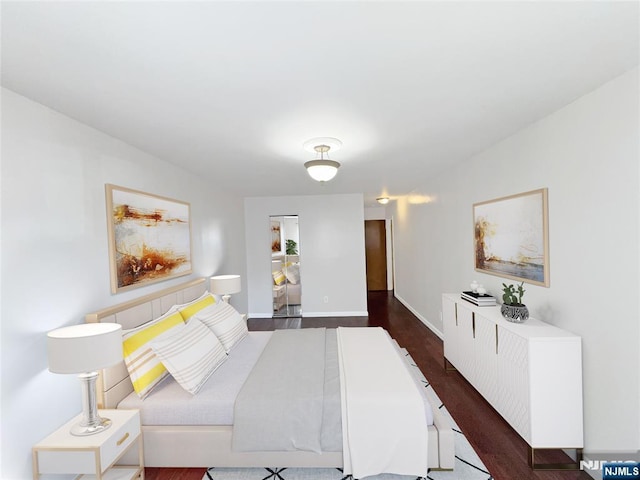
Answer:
xmin=272 ymin=270 xmax=286 ymax=286
xmin=150 ymin=318 xmax=227 ymax=395
xmin=122 ymin=307 xmax=185 ymax=399
xmin=283 ymin=264 xmax=300 ymax=284
xmin=194 ymin=302 xmax=248 ymax=353
xmin=177 ymin=292 xmax=217 ymax=321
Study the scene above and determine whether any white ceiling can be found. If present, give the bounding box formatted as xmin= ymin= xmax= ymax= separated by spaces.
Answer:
xmin=2 ymin=1 xmax=638 ymax=206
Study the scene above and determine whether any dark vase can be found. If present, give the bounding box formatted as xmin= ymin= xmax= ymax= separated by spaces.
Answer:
xmin=501 ymin=304 xmax=529 ymax=323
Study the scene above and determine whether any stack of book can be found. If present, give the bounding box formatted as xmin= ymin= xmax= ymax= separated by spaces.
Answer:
xmin=461 ymin=291 xmax=496 ymax=307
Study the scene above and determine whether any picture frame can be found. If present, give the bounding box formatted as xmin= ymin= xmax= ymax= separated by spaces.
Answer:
xmin=270 ymin=219 xmax=284 ymax=256
xmin=105 ymin=184 xmax=192 ymax=293
xmin=473 ymin=188 xmax=549 ymax=287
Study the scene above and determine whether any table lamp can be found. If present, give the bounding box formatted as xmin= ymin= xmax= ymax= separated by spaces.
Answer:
xmin=210 ymin=274 xmax=241 ymax=303
xmin=47 ymin=322 xmax=123 ymax=436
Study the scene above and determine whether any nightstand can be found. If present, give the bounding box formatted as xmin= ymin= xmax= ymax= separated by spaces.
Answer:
xmin=273 ymin=285 xmax=286 ymax=311
xmin=32 ymin=409 xmax=143 ymax=480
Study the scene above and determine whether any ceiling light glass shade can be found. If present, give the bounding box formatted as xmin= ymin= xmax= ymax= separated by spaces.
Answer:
xmin=304 ymin=160 xmax=341 ymax=182
xmin=377 ymin=197 xmax=390 ymax=205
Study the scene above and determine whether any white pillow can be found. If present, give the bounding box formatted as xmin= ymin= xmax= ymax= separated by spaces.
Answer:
xmin=283 ymin=264 xmax=300 ymax=284
xmin=193 ymin=302 xmax=248 ymax=353
xmin=150 ymin=318 xmax=227 ymax=395
xmin=122 ymin=306 xmax=185 ymax=399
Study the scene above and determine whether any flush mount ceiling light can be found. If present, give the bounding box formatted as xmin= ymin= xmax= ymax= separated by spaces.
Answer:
xmin=304 ymin=139 xmax=342 ymax=182
xmin=377 ymin=197 xmax=390 ymax=205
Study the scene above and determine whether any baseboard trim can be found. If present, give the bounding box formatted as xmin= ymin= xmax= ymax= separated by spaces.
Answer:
xmin=249 ymin=311 xmax=369 ymax=319
xmin=302 ymin=311 xmax=369 ymax=318
xmin=394 ymin=293 xmax=444 ymax=339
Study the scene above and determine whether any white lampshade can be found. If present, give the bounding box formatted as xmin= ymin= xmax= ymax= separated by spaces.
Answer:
xmin=304 ymin=160 xmax=341 ymax=182
xmin=210 ymin=274 xmax=242 ymax=296
xmin=48 ymin=323 xmax=123 ymax=374
xmin=47 ymin=322 xmax=123 ymax=436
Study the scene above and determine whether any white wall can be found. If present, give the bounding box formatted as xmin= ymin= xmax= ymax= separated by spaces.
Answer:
xmin=364 ymin=206 xmax=387 ymax=220
xmin=245 ymin=194 xmax=368 ymax=317
xmin=0 ymin=89 xmax=247 ymax=480
xmin=390 ymin=69 xmax=639 ymax=458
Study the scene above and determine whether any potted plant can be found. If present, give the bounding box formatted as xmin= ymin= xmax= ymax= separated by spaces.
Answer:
xmin=501 ymin=282 xmax=529 ymax=323
xmin=285 ymin=239 xmax=298 ymax=256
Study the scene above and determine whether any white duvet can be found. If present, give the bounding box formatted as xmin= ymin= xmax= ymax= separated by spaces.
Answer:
xmin=337 ymin=327 xmax=429 ymax=479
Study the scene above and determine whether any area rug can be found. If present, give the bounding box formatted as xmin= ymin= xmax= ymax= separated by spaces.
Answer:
xmin=204 ymin=353 xmax=493 ymax=480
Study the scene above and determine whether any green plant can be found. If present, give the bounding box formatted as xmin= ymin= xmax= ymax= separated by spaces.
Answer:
xmin=285 ymin=239 xmax=298 ymax=255
xmin=502 ymin=282 xmax=525 ymax=306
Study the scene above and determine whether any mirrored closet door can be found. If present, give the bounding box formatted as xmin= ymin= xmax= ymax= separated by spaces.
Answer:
xmin=270 ymin=215 xmax=302 ymax=318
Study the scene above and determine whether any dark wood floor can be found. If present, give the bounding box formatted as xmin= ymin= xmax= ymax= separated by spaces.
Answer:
xmin=146 ymin=291 xmax=590 ymax=480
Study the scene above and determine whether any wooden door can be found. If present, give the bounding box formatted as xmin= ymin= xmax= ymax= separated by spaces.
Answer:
xmin=364 ymin=220 xmax=387 ymax=291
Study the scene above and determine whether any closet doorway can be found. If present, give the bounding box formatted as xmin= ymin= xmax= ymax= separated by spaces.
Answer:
xmin=270 ymin=215 xmax=302 ymax=318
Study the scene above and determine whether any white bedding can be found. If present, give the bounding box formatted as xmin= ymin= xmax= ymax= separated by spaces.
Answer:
xmin=338 ymin=327 xmax=429 ymax=479
xmin=118 ymin=328 xmax=433 ymax=442
xmin=118 ymin=331 xmax=272 ymax=425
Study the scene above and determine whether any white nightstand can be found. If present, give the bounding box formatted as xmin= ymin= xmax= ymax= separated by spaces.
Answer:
xmin=32 ymin=409 xmax=143 ymax=480
xmin=273 ymin=285 xmax=286 ymax=311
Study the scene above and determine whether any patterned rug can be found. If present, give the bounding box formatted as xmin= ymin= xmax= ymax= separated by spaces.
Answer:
xmin=204 ymin=354 xmax=493 ymax=480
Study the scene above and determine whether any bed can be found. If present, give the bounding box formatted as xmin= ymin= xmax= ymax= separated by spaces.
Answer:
xmin=272 ymin=256 xmax=301 ymax=311
xmin=86 ymin=277 xmax=454 ymax=472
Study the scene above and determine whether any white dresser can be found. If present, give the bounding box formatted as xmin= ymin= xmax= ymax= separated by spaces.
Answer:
xmin=442 ymin=294 xmax=583 ymax=468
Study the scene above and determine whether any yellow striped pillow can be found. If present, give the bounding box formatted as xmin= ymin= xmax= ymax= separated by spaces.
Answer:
xmin=272 ymin=270 xmax=286 ymax=286
xmin=122 ymin=307 xmax=185 ymax=399
xmin=177 ymin=292 xmax=217 ymax=321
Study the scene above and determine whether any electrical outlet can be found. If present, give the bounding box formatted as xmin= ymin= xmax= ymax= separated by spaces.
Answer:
xmin=323 ymin=296 xmax=329 ymax=304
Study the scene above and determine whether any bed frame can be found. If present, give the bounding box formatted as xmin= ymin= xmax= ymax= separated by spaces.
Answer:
xmin=86 ymin=277 xmax=455 ymax=469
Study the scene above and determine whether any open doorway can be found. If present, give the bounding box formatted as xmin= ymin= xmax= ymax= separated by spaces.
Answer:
xmin=270 ymin=215 xmax=302 ymax=317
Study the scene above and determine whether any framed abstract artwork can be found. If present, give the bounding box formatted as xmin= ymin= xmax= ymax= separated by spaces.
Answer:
xmin=270 ymin=219 xmax=283 ymax=255
xmin=473 ymin=188 xmax=549 ymax=287
xmin=105 ymin=184 xmax=192 ymax=293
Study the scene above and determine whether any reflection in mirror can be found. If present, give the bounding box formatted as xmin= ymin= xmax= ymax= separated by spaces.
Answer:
xmin=270 ymin=215 xmax=301 ymax=318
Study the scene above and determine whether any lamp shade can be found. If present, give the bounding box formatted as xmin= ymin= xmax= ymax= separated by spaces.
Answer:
xmin=304 ymin=160 xmax=340 ymax=182
xmin=210 ymin=274 xmax=242 ymax=295
xmin=47 ymin=323 xmax=123 ymax=374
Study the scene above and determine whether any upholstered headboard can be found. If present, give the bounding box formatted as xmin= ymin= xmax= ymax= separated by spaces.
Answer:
xmin=85 ymin=278 xmax=208 ymax=408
